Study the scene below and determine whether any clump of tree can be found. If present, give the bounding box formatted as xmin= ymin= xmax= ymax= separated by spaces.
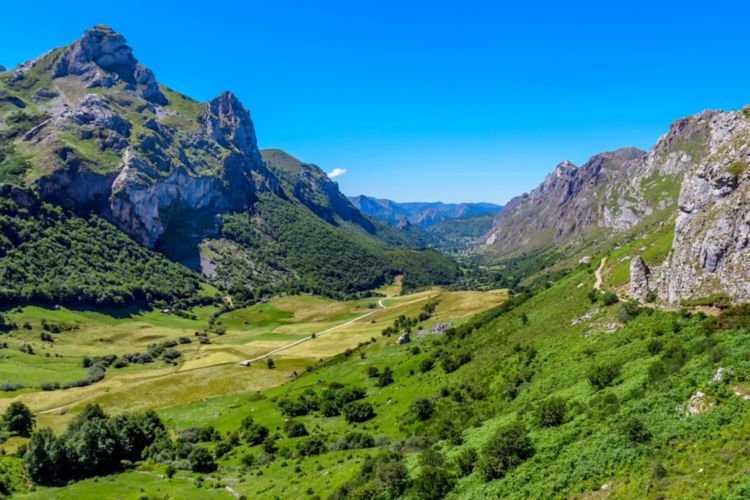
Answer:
xmin=331 ymin=451 xmax=409 ymax=499
xmin=24 ymin=404 xmax=167 ymax=485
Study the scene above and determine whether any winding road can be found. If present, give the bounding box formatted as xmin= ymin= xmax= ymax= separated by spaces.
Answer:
xmin=237 ymin=298 xmax=386 ymax=366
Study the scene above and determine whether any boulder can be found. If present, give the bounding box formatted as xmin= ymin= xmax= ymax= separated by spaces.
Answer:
xmin=630 ymin=256 xmax=651 ymax=301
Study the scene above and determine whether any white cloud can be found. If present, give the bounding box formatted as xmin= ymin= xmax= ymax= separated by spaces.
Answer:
xmin=328 ymin=168 xmax=347 ymax=179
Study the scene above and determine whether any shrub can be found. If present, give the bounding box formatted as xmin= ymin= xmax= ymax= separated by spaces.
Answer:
xmin=330 ymin=432 xmax=376 ymax=451
xmin=587 ymin=363 xmax=621 ymax=390
xmin=214 ymin=442 xmax=233 ymax=458
xmin=284 ymin=421 xmax=309 ymax=438
xmin=647 ymin=339 xmax=664 ymax=355
xmin=298 ymin=436 xmax=326 ymax=456
xmin=413 ymin=466 xmax=455 ymax=500
xmin=588 ymin=289 xmax=599 ymax=303
xmin=367 ymin=366 xmax=380 ymax=378
xmin=377 ymin=367 xmax=394 ymax=387
xmin=410 ymin=398 xmax=435 ymax=421
xmin=535 ymin=397 xmax=567 ymax=428
xmin=343 ymin=401 xmax=376 ymax=423
xmin=188 ymin=446 xmax=217 ymax=473
xmin=478 ymin=422 xmax=534 ymax=481
xmin=420 ymin=358 xmax=435 ymax=373
xmin=455 ymin=447 xmax=478 ymax=476
xmin=623 ymin=417 xmax=651 ymax=443
xmin=242 ymin=419 xmax=269 ymax=446
xmin=375 ymin=459 xmax=409 ymax=498
xmin=602 ymin=291 xmax=619 ymax=306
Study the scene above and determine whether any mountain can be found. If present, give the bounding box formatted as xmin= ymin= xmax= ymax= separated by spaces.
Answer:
xmin=0 ymin=25 xmax=457 ymax=302
xmin=349 ymin=195 xmax=502 ymax=228
xmin=482 ymin=108 xmax=750 ymax=304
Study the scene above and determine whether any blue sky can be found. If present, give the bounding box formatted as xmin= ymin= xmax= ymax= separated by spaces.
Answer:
xmin=3 ymin=1 xmax=750 ymax=203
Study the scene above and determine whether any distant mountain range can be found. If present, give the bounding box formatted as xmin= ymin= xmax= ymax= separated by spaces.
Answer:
xmin=348 ymin=195 xmax=502 ymax=228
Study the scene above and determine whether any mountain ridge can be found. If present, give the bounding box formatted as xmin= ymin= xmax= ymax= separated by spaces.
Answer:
xmin=349 ymin=194 xmax=502 ymax=227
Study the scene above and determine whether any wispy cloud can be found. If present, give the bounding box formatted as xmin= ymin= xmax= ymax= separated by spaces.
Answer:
xmin=328 ymin=168 xmax=347 ymax=179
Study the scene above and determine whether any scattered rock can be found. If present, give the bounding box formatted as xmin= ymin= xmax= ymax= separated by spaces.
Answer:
xmin=680 ymin=390 xmax=713 ymax=416
xmin=396 ymin=332 xmax=410 ymax=345
xmin=579 ymin=255 xmax=592 ymax=265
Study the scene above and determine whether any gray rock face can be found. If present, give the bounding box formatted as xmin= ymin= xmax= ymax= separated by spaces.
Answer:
xmin=201 ymin=91 xmax=261 ymax=163
xmin=630 ymin=256 xmax=651 ymax=301
xmin=484 ymin=147 xmax=646 ymax=254
xmin=652 ymin=110 xmax=750 ymax=303
xmin=53 ymin=25 xmax=167 ymax=105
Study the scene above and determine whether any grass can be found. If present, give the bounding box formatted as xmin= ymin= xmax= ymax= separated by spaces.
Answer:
xmin=0 ymin=288 xmax=503 ymax=433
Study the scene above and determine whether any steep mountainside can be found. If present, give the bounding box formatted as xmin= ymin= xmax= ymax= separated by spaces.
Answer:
xmin=483 ymin=109 xmax=750 ymax=304
xmin=0 ymin=26 xmax=456 ymax=298
xmin=350 ymin=195 xmax=502 ymax=228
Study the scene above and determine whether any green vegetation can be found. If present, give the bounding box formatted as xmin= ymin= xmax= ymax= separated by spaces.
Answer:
xmin=0 ymin=198 xmax=208 ymax=307
xmin=216 ymin=194 xmax=458 ymax=298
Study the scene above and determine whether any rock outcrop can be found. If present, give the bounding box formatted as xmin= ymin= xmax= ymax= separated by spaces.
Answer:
xmin=483 ymin=106 xmax=750 ymax=304
xmin=53 ymin=25 xmax=167 ymax=105
xmin=630 ymin=256 xmax=652 ymax=301
xmin=483 ymin=148 xmax=646 ymax=252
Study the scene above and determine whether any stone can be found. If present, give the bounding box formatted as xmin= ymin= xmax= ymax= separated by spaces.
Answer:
xmin=630 ymin=256 xmax=651 ymax=301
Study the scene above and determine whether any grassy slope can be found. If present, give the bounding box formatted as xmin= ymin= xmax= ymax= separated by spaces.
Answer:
xmin=7 ymin=260 xmax=749 ymax=498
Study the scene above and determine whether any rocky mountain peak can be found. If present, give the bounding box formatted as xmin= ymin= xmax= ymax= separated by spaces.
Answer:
xmin=53 ymin=25 xmax=167 ymax=105
xmin=202 ymin=91 xmax=261 ymax=163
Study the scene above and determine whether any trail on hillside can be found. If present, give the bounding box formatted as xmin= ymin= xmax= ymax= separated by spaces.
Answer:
xmin=594 ymin=257 xmax=607 ymax=291
xmin=237 ymin=298 xmax=387 ymax=366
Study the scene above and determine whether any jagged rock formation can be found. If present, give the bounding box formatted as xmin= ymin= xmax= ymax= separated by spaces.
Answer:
xmin=483 ymin=148 xmax=646 ymax=253
xmin=651 ymin=109 xmax=750 ymax=303
xmin=53 ymin=25 xmax=167 ymax=104
xmin=484 ymin=107 xmax=750 ymax=304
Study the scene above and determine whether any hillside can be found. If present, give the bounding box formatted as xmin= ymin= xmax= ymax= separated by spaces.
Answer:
xmin=482 ymin=108 xmax=750 ymax=304
xmin=350 ymin=195 xmax=502 ymax=228
xmin=0 ymin=26 xmax=456 ymax=300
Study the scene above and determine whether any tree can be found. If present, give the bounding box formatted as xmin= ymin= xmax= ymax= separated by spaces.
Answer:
xmin=623 ymin=417 xmax=651 ymax=443
xmin=3 ymin=402 xmax=35 ymax=437
xmin=298 ymin=436 xmax=326 ymax=456
xmin=478 ymin=422 xmax=534 ymax=481
xmin=413 ymin=466 xmax=455 ymax=500
xmin=410 ymin=398 xmax=434 ymax=421
xmin=587 ymin=363 xmax=621 ymax=390
xmin=520 ymin=313 xmax=529 ymax=326
xmin=455 ymin=447 xmax=478 ymax=476
xmin=188 ymin=446 xmax=217 ymax=473
xmin=377 ymin=367 xmax=394 ymax=388
xmin=375 ymin=460 xmax=409 ymax=498
xmin=284 ymin=420 xmax=309 ymax=438
xmin=343 ymin=401 xmax=376 ymax=423
xmin=535 ymin=397 xmax=567 ymax=428
xmin=420 ymin=358 xmax=435 ymax=373
xmin=24 ymin=428 xmax=69 ymax=485
xmin=266 ymin=358 xmax=275 ymax=369
xmin=602 ymin=291 xmax=619 ymax=306
xmin=367 ymin=366 xmax=380 ymax=378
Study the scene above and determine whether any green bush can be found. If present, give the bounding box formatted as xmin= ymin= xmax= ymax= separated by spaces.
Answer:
xmin=587 ymin=363 xmax=621 ymax=390
xmin=602 ymin=291 xmax=619 ymax=306
xmin=478 ymin=422 xmax=534 ymax=481
xmin=298 ymin=436 xmax=326 ymax=456
xmin=534 ymin=397 xmax=567 ymax=428
xmin=412 ymin=466 xmax=455 ymax=500
xmin=410 ymin=398 xmax=435 ymax=421
xmin=455 ymin=447 xmax=478 ymax=476
xmin=343 ymin=401 xmax=376 ymax=423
